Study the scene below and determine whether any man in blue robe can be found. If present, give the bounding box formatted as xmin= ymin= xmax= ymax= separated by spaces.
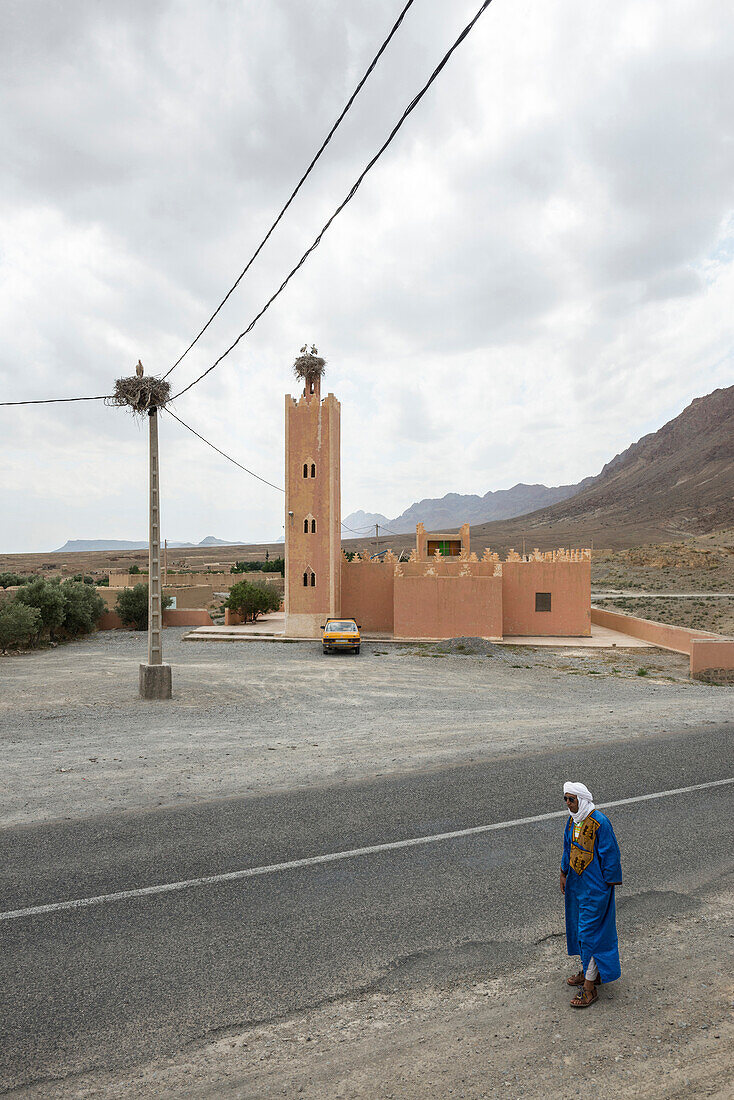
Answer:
xmin=560 ymin=781 xmax=622 ymax=1008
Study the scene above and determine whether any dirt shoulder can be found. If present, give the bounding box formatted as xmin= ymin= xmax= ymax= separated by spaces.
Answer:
xmin=16 ymin=880 xmax=733 ymax=1100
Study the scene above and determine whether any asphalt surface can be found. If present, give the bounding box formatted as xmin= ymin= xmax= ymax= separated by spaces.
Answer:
xmin=1 ymin=724 xmax=732 ymax=1093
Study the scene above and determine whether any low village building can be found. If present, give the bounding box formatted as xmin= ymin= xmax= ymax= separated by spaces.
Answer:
xmin=284 ymin=365 xmax=591 ymax=641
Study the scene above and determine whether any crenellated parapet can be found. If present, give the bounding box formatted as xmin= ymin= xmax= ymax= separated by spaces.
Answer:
xmin=500 ymin=547 xmax=592 ymax=563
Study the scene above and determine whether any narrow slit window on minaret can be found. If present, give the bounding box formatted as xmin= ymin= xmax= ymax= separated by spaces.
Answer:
xmin=303 ymin=463 xmax=308 ymax=478
xmin=303 ymin=519 xmax=309 ymax=533
xmin=310 ymin=572 xmax=316 ymax=586
xmin=302 ymin=571 xmax=308 ymax=587
xmin=311 ymin=518 xmax=316 ymax=533
xmin=310 ymin=463 xmax=316 ymax=478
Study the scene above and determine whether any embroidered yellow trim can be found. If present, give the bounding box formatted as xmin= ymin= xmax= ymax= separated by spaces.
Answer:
xmin=569 ymin=814 xmax=600 ymax=875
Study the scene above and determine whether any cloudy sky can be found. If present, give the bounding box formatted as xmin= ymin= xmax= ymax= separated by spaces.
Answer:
xmin=1 ymin=0 xmax=732 ymax=552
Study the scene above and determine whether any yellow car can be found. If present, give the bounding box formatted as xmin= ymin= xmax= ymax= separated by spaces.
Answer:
xmin=322 ymin=618 xmax=361 ymax=655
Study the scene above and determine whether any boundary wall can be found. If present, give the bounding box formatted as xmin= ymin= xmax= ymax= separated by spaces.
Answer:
xmin=591 ymin=606 xmax=734 ymax=682
xmin=98 ymin=585 xmax=214 ymax=610
xmin=97 ymin=608 xmax=213 ymax=630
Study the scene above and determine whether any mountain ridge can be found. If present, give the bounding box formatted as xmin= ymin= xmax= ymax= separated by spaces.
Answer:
xmin=344 ymin=479 xmax=596 ymax=535
xmin=343 ymin=384 xmax=733 ymax=550
xmin=53 ymin=536 xmax=239 ymax=553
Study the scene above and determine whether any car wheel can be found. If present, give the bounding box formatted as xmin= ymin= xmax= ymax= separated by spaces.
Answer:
xmin=354 ymin=646 xmax=360 ymax=655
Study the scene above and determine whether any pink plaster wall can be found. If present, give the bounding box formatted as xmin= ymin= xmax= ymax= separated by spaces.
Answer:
xmin=689 ymin=639 xmax=734 ymax=680
xmin=394 ymin=574 xmax=503 ymax=639
xmin=97 ymin=611 xmax=125 ymax=630
xmin=502 ymin=561 xmax=590 ymax=636
xmin=341 ymin=561 xmax=394 ymax=632
xmin=163 ymin=608 xmax=213 ymax=627
xmin=590 ymin=607 xmax=733 ymax=679
xmin=590 ymin=607 xmax=719 ymax=654
xmin=97 ymin=609 xmax=213 ymax=630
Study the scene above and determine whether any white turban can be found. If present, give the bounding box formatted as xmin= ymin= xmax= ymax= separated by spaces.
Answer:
xmin=564 ymin=781 xmax=595 ymax=824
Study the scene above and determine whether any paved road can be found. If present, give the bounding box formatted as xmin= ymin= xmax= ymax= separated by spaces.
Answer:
xmin=1 ymin=724 xmax=732 ymax=1093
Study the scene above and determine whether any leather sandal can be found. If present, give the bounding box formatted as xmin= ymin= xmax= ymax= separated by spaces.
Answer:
xmin=570 ymin=986 xmax=598 ymax=1008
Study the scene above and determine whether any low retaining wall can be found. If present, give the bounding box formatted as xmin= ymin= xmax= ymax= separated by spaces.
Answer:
xmin=98 ymin=585 xmax=214 ymax=610
xmin=164 ymin=608 xmax=213 ymax=627
xmin=591 ymin=607 xmax=734 ymax=682
xmin=689 ymin=640 xmax=734 ymax=684
xmin=97 ymin=608 xmax=213 ymax=630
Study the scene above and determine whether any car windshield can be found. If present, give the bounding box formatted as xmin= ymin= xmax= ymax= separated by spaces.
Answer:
xmin=328 ymin=621 xmax=357 ymax=632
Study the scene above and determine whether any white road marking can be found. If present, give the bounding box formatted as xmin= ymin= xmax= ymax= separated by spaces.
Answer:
xmin=2 ymin=777 xmax=732 ymax=923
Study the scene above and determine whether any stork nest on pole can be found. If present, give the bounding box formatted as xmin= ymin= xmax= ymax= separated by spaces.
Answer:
xmin=108 ymin=376 xmax=171 ymax=416
xmin=293 ymin=351 xmax=326 ymax=383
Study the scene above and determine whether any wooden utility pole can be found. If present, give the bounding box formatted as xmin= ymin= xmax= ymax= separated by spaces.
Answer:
xmin=375 ymin=523 xmax=380 ymax=558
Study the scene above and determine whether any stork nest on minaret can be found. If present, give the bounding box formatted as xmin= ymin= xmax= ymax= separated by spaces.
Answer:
xmin=293 ymin=345 xmax=326 ymax=384
xmin=108 ymin=374 xmax=171 ymax=415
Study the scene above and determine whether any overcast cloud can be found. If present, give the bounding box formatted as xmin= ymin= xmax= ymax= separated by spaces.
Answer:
xmin=1 ymin=0 xmax=732 ymax=552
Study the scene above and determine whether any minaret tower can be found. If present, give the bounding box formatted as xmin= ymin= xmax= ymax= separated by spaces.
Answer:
xmin=284 ymin=348 xmax=341 ymax=637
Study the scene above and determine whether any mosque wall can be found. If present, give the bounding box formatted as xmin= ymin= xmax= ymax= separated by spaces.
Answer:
xmin=340 ymin=555 xmax=395 ymax=633
xmin=393 ymin=573 xmax=503 ymax=640
xmin=501 ymin=556 xmax=591 ymax=637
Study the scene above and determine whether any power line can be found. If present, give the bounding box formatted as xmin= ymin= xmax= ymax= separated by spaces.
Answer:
xmin=0 ymin=395 xmax=110 ymax=407
xmin=164 ymin=407 xmax=285 ymax=493
xmin=163 ymin=0 xmax=417 ymax=381
xmin=171 ymin=0 xmax=496 ymax=402
xmin=164 ymin=410 xmax=402 ymax=538
xmin=340 ymin=520 xmax=373 ymax=535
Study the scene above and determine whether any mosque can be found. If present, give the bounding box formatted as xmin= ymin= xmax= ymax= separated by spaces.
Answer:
xmin=283 ymin=355 xmax=591 ymax=641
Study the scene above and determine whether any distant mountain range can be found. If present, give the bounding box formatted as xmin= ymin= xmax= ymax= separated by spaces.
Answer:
xmin=343 ymin=384 xmax=734 ymax=550
xmin=53 ymin=536 xmax=238 ymax=553
xmin=343 ymin=480 xmax=595 ymax=536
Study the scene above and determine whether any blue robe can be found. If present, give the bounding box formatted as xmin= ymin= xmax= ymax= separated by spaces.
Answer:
xmin=562 ymin=810 xmax=622 ymax=983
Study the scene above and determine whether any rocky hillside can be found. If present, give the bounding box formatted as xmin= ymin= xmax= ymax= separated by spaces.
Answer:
xmin=468 ymin=384 xmax=734 ymax=550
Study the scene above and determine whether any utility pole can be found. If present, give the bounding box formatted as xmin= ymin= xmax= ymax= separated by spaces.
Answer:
xmin=110 ymin=362 xmax=172 ymax=699
xmin=164 ymin=538 xmax=168 ymax=586
xmin=375 ymin=523 xmax=380 ymax=558
xmin=139 ymin=405 xmax=172 ymax=698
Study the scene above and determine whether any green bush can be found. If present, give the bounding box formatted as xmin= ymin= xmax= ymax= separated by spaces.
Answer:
xmin=115 ymin=583 xmax=173 ymax=630
xmin=0 ymin=572 xmax=28 ymax=588
xmin=71 ymin=574 xmax=96 ymax=585
xmin=15 ymin=578 xmax=66 ymax=641
xmin=0 ymin=599 xmax=42 ymax=652
xmin=129 ymin=564 xmax=141 ymax=575
xmin=60 ymin=580 xmax=107 ymax=637
xmin=225 ymin=580 xmax=280 ymax=623
xmin=231 ymin=558 xmax=285 ymax=576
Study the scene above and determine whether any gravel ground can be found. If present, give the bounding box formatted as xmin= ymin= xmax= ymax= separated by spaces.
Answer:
xmin=1 ymin=629 xmax=730 ymax=829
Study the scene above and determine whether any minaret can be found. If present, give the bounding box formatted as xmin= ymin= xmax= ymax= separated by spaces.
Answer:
xmin=284 ymin=349 xmax=341 ymax=637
